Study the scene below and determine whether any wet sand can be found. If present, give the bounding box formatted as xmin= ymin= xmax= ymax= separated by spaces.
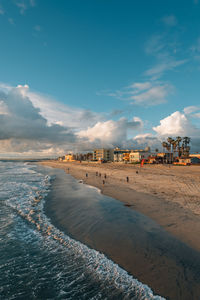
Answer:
xmin=39 ymin=162 xmax=200 ymax=300
xmin=40 ymin=161 xmax=200 ymax=253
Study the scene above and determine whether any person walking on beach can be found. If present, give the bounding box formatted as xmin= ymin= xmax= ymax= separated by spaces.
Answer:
xmin=126 ymin=176 xmax=129 ymax=183
xmin=104 ymin=174 xmax=107 ymax=179
xmin=86 ymin=173 xmax=88 ymax=178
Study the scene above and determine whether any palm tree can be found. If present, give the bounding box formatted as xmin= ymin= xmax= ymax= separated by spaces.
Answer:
xmin=175 ymin=136 xmax=182 ymax=157
xmin=167 ymin=137 xmax=175 ymax=162
xmin=183 ymin=136 xmax=191 ymax=146
xmin=182 ymin=137 xmax=191 ymax=157
xmin=162 ymin=141 xmax=171 ymax=163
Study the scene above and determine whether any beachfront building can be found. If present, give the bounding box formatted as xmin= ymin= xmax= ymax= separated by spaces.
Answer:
xmin=176 ymin=157 xmax=200 ymax=165
xmin=63 ymin=154 xmax=76 ymax=162
xmin=156 ymin=152 xmax=172 ymax=164
xmin=190 ymin=153 xmax=200 ymax=159
xmin=93 ymin=149 xmax=114 ymax=162
xmin=129 ymin=149 xmax=151 ymax=163
xmin=123 ymin=152 xmax=130 ymax=162
xmin=75 ymin=152 xmax=93 ymax=161
xmin=113 ymin=148 xmax=130 ymax=162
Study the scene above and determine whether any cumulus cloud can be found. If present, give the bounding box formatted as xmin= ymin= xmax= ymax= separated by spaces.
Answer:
xmin=78 ymin=117 xmax=143 ymax=148
xmin=0 ymin=86 xmax=78 ymax=156
xmin=153 ymin=111 xmax=190 ymax=136
xmin=127 ymin=109 xmax=200 ymax=152
xmin=153 ymin=110 xmax=200 ymax=151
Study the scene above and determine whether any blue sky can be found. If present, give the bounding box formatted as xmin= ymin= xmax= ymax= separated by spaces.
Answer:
xmin=0 ymin=0 xmax=200 ymax=156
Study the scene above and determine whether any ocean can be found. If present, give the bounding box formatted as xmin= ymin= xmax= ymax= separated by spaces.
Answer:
xmin=0 ymin=161 xmax=165 ymax=300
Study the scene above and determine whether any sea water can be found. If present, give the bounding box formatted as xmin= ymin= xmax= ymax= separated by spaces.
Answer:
xmin=0 ymin=161 xmax=164 ymax=299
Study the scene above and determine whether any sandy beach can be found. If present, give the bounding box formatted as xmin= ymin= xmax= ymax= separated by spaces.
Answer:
xmin=41 ymin=161 xmax=200 ymax=253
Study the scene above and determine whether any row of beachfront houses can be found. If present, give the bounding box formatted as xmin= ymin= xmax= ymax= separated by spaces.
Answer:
xmin=58 ymin=147 xmax=168 ymax=163
xmin=58 ymin=147 xmax=152 ymax=163
xmin=58 ymin=147 xmax=200 ymax=165
xmin=58 ymin=147 xmax=153 ymax=163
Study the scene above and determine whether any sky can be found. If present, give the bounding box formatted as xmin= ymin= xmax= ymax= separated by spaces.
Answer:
xmin=0 ymin=0 xmax=200 ymax=157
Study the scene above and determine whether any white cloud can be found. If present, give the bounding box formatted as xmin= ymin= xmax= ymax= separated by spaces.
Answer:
xmin=131 ymin=109 xmax=200 ymax=151
xmin=100 ymin=81 xmax=171 ymax=106
xmin=0 ymin=84 xmax=103 ymax=130
xmin=162 ymin=15 xmax=177 ymax=27
xmin=78 ymin=118 xmax=142 ymax=148
xmin=131 ymin=84 xmax=170 ymax=106
xmin=153 ymin=110 xmax=200 ymax=151
xmin=129 ymin=82 xmax=152 ymax=91
xmin=153 ymin=111 xmax=192 ymax=136
xmin=25 ymin=89 xmax=103 ymax=129
xmin=145 ymin=59 xmax=187 ymax=79
xmin=193 ymin=113 xmax=200 ymax=118
xmin=183 ymin=106 xmax=199 ymax=115
xmin=145 ymin=33 xmax=187 ymax=79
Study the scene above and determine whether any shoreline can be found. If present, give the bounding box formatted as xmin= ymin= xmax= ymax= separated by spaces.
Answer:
xmin=40 ymin=162 xmax=200 ymax=299
xmin=39 ymin=160 xmax=200 ymax=253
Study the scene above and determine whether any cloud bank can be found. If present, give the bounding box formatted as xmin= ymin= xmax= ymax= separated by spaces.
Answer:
xmin=0 ymin=85 xmax=143 ymax=157
xmin=0 ymin=86 xmax=78 ymax=156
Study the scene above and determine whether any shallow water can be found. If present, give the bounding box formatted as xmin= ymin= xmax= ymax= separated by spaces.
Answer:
xmin=0 ymin=161 xmax=164 ymax=300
